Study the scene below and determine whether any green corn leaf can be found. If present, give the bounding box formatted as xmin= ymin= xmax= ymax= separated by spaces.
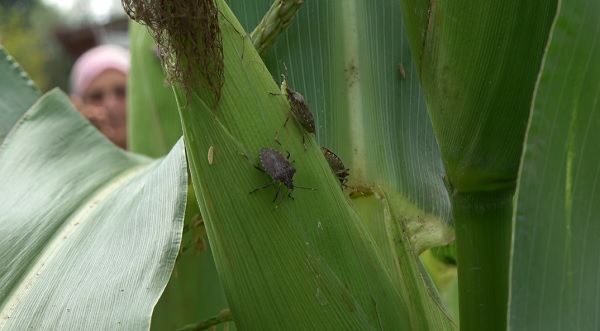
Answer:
xmin=228 ymin=0 xmax=457 ymax=325
xmin=163 ymin=0 xmax=455 ymax=329
xmin=510 ymin=0 xmax=600 ymax=329
xmin=0 ymin=86 xmax=187 ymax=329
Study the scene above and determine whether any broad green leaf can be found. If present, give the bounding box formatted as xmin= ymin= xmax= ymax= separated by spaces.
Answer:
xmin=170 ymin=0 xmax=455 ymax=329
xmin=179 ymin=2 xmax=407 ymax=329
xmin=228 ymin=0 xmax=456 ymax=323
xmin=0 ymin=89 xmax=187 ymax=330
xmin=0 ymin=44 xmax=40 ymax=144
xmin=510 ymin=0 xmax=600 ymax=329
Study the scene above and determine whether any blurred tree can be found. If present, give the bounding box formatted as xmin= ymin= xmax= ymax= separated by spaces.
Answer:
xmin=0 ymin=0 xmax=35 ymax=10
xmin=0 ymin=0 xmax=68 ymax=92
xmin=0 ymin=7 xmax=49 ymax=90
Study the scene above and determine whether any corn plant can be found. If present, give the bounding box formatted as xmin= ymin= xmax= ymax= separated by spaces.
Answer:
xmin=1 ymin=0 xmax=599 ymax=330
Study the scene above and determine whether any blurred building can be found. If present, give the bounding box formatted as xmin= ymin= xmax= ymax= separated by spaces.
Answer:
xmin=53 ymin=16 xmax=128 ymax=61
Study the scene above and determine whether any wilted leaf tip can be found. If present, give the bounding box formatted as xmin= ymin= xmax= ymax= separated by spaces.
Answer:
xmin=122 ymin=0 xmax=224 ymax=104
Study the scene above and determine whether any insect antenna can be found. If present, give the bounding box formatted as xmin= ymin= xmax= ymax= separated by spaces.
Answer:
xmin=239 ymin=151 xmax=266 ymax=173
xmin=218 ymin=9 xmax=248 ymax=60
xmin=294 ymin=185 xmax=317 ymax=191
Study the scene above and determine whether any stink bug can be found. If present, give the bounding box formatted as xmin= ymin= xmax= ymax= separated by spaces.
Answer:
xmin=282 ymin=80 xmax=315 ymax=134
xmin=241 ymin=144 xmax=316 ymax=207
xmin=321 ymin=147 xmax=350 ymax=190
xmin=270 ymin=71 xmax=315 ymax=149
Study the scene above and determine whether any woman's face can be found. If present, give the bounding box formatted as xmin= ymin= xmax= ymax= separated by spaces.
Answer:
xmin=82 ymin=69 xmax=127 ymax=148
xmin=83 ymin=69 xmax=127 ymax=117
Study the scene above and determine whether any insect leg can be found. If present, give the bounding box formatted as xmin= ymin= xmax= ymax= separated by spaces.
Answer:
xmin=272 ymin=134 xmax=295 ymax=163
xmin=274 ymin=186 xmax=291 ymax=209
xmin=239 ymin=151 xmax=265 ymax=173
xmin=250 ymin=181 xmax=275 ymax=195
xmin=273 ymin=182 xmax=282 ymax=202
xmin=302 ymin=133 xmax=307 ymax=150
xmin=286 ymin=188 xmax=295 ymax=201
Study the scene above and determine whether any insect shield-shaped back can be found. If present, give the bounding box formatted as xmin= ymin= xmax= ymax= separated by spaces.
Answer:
xmin=259 ymin=148 xmax=296 ymax=190
xmin=321 ymin=147 xmax=350 ymax=189
xmin=240 ymin=144 xmax=317 ymax=208
xmin=285 ymin=86 xmax=315 ymax=134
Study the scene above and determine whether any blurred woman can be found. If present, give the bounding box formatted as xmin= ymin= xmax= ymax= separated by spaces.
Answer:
xmin=70 ymin=44 xmax=129 ymax=149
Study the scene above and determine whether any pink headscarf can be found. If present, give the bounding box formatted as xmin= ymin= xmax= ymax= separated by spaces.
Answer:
xmin=70 ymin=44 xmax=130 ymax=97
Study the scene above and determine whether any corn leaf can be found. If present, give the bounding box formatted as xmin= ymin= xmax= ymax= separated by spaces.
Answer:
xmin=510 ymin=0 xmax=600 ymax=328
xmin=174 ymin=0 xmax=455 ymax=329
xmin=0 ymin=86 xmax=186 ymax=329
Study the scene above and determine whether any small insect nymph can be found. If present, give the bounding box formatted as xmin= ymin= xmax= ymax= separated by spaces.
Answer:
xmin=398 ymin=63 xmax=406 ymax=79
xmin=321 ymin=147 xmax=350 ymax=190
xmin=241 ymin=143 xmax=316 ymax=207
xmin=208 ymin=145 xmax=214 ymax=165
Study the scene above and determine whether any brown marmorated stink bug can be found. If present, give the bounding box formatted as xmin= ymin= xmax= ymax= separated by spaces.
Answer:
xmin=321 ymin=147 xmax=350 ymax=190
xmin=270 ymin=74 xmax=315 ymax=149
xmin=241 ymin=143 xmax=316 ymax=208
